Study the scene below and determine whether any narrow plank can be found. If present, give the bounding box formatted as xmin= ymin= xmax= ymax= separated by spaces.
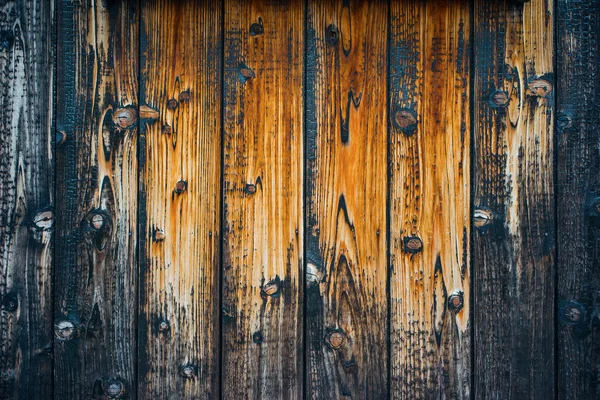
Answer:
xmin=473 ymin=0 xmax=555 ymax=398
xmin=556 ymin=1 xmax=600 ymax=398
xmin=0 ymin=0 xmax=54 ymax=398
xmin=388 ymin=0 xmax=471 ymax=398
xmin=137 ymin=1 xmax=222 ymax=398
xmin=221 ymin=1 xmax=304 ymax=398
xmin=54 ymin=1 xmax=139 ymax=397
xmin=305 ymin=1 xmax=388 ymax=397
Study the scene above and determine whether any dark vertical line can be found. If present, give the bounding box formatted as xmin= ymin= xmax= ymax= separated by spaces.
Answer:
xmin=385 ymin=0 xmax=392 ymax=398
xmin=218 ymin=0 xmax=226 ymax=398
xmin=552 ymin=0 xmax=559 ymax=398
xmin=468 ymin=1 xmax=476 ymax=399
xmin=135 ymin=0 xmax=141 ymax=398
xmin=302 ymin=1 xmax=309 ymax=399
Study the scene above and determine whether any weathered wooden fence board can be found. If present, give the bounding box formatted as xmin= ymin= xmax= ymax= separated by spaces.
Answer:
xmin=556 ymin=1 xmax=600 ymax=399
xmin=138 ymin=1 xmax=222 ymax=398
xmin=389 ymin=0 xmax=471 ymax=398
xmin=473 ymin=0 xmax=555 ymax=398
xmin=305 ymin=1 xmax=388 ymax=398
xmin=0 ymin=0 xmax=54 ymax=398
xmin=221 ymin=1 xmax=304 ymax=398
xmin=54 ymin=0 xmax=139 ymax=398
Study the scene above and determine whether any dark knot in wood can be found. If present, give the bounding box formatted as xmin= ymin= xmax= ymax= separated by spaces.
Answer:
xmin=473 ymin=208 xmax=494 ymax=228
xmin=2 ymin=293 xmax=18 ymax=312
xmin=245 ymin=183 xmax=257 ymax=195
xmin=560 ymin=301 xmax=586 ymax=325
xmin=261 ymin=277 xmax=282 ymax=298
xmin=178 ymin=90 xmax=191 ymax=102
xmin=403 ymin=236 xmax=423 ymax=254
xmin=393 ymin=108 xmax=418 ymax=136
xmin=556 ymin=113 xmax=572 ymax=129
xmin=250 ymin=22 xmax=264 ymax=36
xmin=448 ymin=290 xmax=464 ymax=312
xmin=32 ymin=210 xmax=54 ymax=231
xmin=113 ymin=107 xmax=137 ymax=130
xmin=166 ymin=98 xmax=178 ymax=110
xmin=174 ymin=180 xmax=188 ymax=194
xmin=55 ymin=320 xmax=76 ymax=341
xmin=528 ymin=79 xmax=553 ymax=97
xmin=153 ymin=228 xmax=166 ymax=242
xmin=105 ymin=379 xmax=125 ymax=399
xmin=239 ymin=65 xmax=255 ymax=82
xmin=325 ymin=329 xmax=346 ymax=351
xmin=157 ymin=319 xmax=170 ymax=333
xmin=326 ymin=24 xmax=339 ymax=46
xmin=179 ymin=363 xmax=197 ymax=379
xmin=489 ymin=90 xmax=509 ymax=107
xmin=161 ymin=124 xmax=172 ymax=135
xmin=91 ymin=213 xmax=105 ymax=230
xmin=252 ymin=331 xmax=263 ymax=344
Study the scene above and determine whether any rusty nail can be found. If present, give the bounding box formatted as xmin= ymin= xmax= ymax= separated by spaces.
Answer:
xmin=33 ymin=210 xmax=54 ymax=230
xmin=448 ymin=290 xmax=464 ymax=311
xmin=56 ymin=130 xmax=67 ymax=145
xmin=2 ymin=294 xmax=18 ymax=312
xmin=325 ymin=329 xmax=345 ymax=350
xmin=105 ymin=379 xmax=125 ymax=398
xmin=240 ymin=67 xmax=255 ymax=80
xmin=403 ymin=236 xmax=423 ymax=254
xmin=174 ymin=180 xmax=187 ymax=194
xmin=179 ymin=363 xmax=197 ymax=378
xmin=162 ymin=124 xmax=172 ymax=135
xmin=158 ymin=320 xmax=170 ymax=333
xmin=528 ymin=79 xmax=553 ymax=97
xmin=178 ymin=90 xmax=190 ymax=102
xmin=55 ymin=320 xmax=75 ymax=340
xmin=113 ymin=107 xmax=137 ymax=129
xmin=261 ymin=277 xmax=281 ymax=298
xmin=393 ymin=108 xmax=418 ymax=135
xmin=489 ymin=90 xmax=509 ymax=107
xmin=166 ymin=99 xmax=178 ymax=110
xmin=252 ymin=331 xmax=263 ymax=344
xmin=139 ymin=105 xmax=160 ymax=120
xmin=473 ymin=208 xmax=494 ymax=228
xmin=91 ymin=213 xmax=105 ymax=230
xmin=326 ymin=24 xmax=339 ymax=45
xmin=249 ymin=23 xmax=264 ymax=36
xmin=245 ymin=183 xmax=257 ymax=194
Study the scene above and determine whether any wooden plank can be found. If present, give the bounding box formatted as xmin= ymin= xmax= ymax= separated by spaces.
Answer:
xmin=137 ymin=1 xmax=222 ymax=398
xmin=0 ymin=0 xmax=54 ymax=398
xmin=221 ymin=0 xmax=303 ymax=398
xmin=388 ymin=0 xmax=471 ymax=398
xmin=473 ymin=0 xmax=555 ymax=398
xmin=54 ymin=1 xmax=139 ymax=398
xmin=556 ymin=1 xmax=600 ymax=398
xmin=305 ymin=1 xmax=388 ymax=398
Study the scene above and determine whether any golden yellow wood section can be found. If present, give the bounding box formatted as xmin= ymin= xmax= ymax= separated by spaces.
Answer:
xmin=305 ymin=1 xmax=388 ymax=398
xmin=389 ymin=0 xmax=471 ymax=398
xmin=221 ymin=1 xmax=304 ymax=398
xmin=138 ymin=1 xmax=222 ymax=397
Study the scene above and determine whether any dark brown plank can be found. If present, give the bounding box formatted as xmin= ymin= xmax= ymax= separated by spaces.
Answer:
xmin=54 ymin=1 xmax=139 ymax=398
xmin=556 ymin=1 xmax=600 ymax=399
xmin=0 ymin=0 xmax=54 ymax=398
xmin=137 ymin=1 xmax=222 ymax=398
xmin=221 ymin=0 xmax=304 ymax=398
xmin=388 ymin=0 xmax=471 ymax=398
xmin=473 ymin=0 xmax=555 ymax=398
xmin=305 ymin=1 xmax=388 ymax=398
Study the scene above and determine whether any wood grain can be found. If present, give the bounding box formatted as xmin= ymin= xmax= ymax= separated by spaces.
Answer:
xmin=0 ymin=0 xmax=54 ymax=398
xmin=138 ymin=1 xmax=222 ymax=398
xmin=54 ymin=1 xmax=139 ymax=398
xmin=473 ymin=0 xmax=555 ymax=398
xmin=221 ymin=1 xmax=304 ymax=398
xmin=556 ymin=1 xmax=600 ymax=399
xmin=388 ymin=0 xmax=471 ymax=398
xmin=305 ymin=1 xmax=388 ymax=398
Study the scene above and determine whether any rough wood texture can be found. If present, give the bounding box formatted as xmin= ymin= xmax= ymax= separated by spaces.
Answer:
xmin=54 ymin=1 xmax=138 ymax=398
xmin=221 ymin=1 xmax=304 ymax=398
xmin=388 ymin=0 xmax=471 ymax=398
xmin=473 ymin=0 xmax=555 ymax=398
xmin=305 ymin=1 xmax=388 ymax=398
xmin=138 ymin=1 xmax=222 ymax=398
xmin=0 ymin=0 xmax=54 ymax=398
xmin=556 ymin=1 xmax=600 ymax=399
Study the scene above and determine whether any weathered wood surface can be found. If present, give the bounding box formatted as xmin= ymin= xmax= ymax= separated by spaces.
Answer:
xmin=221 ymin=1 xmax=304 ymax=398
xmin=556 ymin=1 xmax=600 ymax=399
xmin=0 ymin=0 xmax=54 ymax=398
xmin=305 ymin=1 xmax=388 ymax=398
xmin=388 ymin=0 xmax=471 ymax=398
xmin=138 ymin=1 xmax=222 ymax=398
xmin=473 ymin=0 xmax=555 ymax=398
xmin=54 ymin=0 xmax=139 ymax=398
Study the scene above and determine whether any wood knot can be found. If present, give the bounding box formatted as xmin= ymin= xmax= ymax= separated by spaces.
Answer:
xmin=153 ymin=228 xmax=166 ymax=242
xmin=113 ymin=107 xmax=137 ymax=129
xmin=178 ymin=90 xmax=191 ymax=102
xmin=55 ymin=320 xmax=76 ymax=340
xmin=528 ymin=79 xmax=553 ymax=97
xmin=2 ymin=293 xmax=18 ymax=312
xmin=306 ymin=262 xmax=324 ymax=288
xmin=105 ymin=379 xmax=126 ymax=399
xmin=556 ymin=113 xmax=573 ymax=129
xmin=560 ymin=301 xmax=585 ymax=325
xmin=32 ymin=209 xmax=54 ymax=231
xmin=139 ymin=105 xmax=160 ymax=120
xmin=448 ymin=290 xmax=464 ymax=311
xmin=56 ymin=130 xmax=67 ymax=145
xmin=179 ymin=363 xmax=197 ymax=379
xmin=174 ymin=180 xmax=188 ymax=194
xmin=325 ymin=329 xmax=346 ymax=350
xmin=161 ymin=124 xmax=172 ymax=135
xmin=157 ymin=319 xmax=170 ymax=333
xmin=252 ymin=331 xmax=263 ymax=344
xmin=403 ymin=236 xmax=423 ymax=254
xmin=249 ymin=21 xmax=264 ymax=36
xmin=473 ymin=208 xmax=494 ymax=229
xmin=261 ymin=276 xmax=282 ymax=298
xmin=239 ymin=64 xmax=255 ymax=82
xmin=245 ymin=183 xmax=257 ymax=195
xmin=489 ymin=90 xmax=509 ymax=107
xmin=91 ymin=213 xmax=105 ymax=230
xmin=166 ymin=99 xmax=178 ymax=110
xmin=326 ymin=24 xmax=339 ymax=46
xmin=393 ymin=108 xmax=417 ymax=135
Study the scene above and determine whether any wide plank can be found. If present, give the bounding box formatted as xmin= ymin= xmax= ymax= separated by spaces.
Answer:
xmin=138 ymin=1 xmax=222 ymax=398
xmin=305 ymin=1 xmax=388 ymax=398
xmin=221 ymin=0 xmax=304 ymax=398
xmin=473 ymin=0 xmax=555 ymax=398
xmin=54 ymin=1 xmax=139 ymax=398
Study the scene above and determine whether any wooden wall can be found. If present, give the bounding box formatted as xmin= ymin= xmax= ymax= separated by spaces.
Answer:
xmin=0 ymin=0 xmax=598 ymax=399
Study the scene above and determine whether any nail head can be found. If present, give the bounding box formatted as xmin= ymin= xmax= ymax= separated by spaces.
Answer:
xmin=393 ymin=108 xmax=418 ymax=135
xmin=113 ymin=107 xmax=137 ymax=129
xmin=174 ymin=180 xmax=188 ymax=194
xmin=528 ymin=79 xmax=553 ymax=97
xmin=325 ymin=329 xmax=345 ymax=350
xmin=55 ymin=320 xmax=76 ymax=340
xmin=448 ymin=290 xmax=464 ymax=311
xmin=403 ymin=236 xmax=423 ymax=254
xmin=249 ymin=23 xmax=264 ymax=36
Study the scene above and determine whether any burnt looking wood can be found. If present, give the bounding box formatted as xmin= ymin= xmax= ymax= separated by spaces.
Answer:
xmin=0 ymin=0 xmax=598 ymax=399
